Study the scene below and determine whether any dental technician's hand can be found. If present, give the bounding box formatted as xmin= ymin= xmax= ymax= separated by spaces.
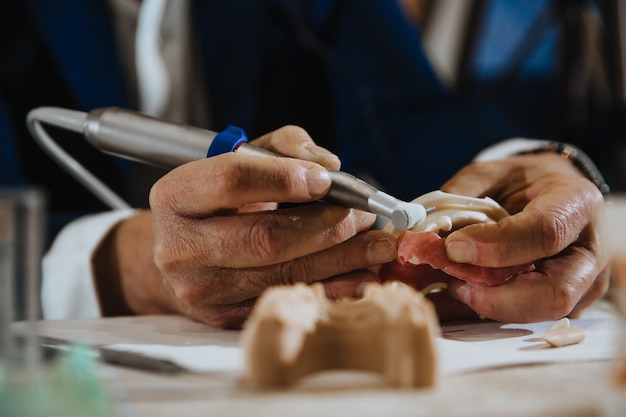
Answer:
xmin=435 ymin=152 xmax=609 ymax=323
xmin=98 ymin=126 xmax=396 ymax=329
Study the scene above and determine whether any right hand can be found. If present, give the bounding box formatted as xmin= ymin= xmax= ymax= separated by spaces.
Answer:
xmin=126 ymin=126 xmax=396 ymax=328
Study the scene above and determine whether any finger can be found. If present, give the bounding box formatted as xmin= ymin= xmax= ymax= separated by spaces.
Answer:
xmin=184 ymin=268 xmax=384 ymax=330
xmin=441 ymin=162 xmax=511 ymax=198
xmin=321 ymin=270 xmax=382 ymax=300
xmin=568 ymin=265 xmax=611 ymax=318
xmin=186 ymin=298 xmax=258 ymax=330
xmin=251 ymin=125 xmax=341 ymax=170
xmin=445 ymin=178 xmax=603 ymax=267
xmin=447 ymin=245 xmax=603 ymax=323
xmin=154 ymin=205 xmax=378 ymax=273
xmin=150 ymin=152 xmax=332 ymax=216
xmin=174 ymin=230 xmax=396 ymax=306
xmin=441 ymin=154 xmax=588 ymax=205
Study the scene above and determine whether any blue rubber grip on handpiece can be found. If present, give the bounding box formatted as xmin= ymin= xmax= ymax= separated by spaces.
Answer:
xmin=207 ymin=125 xmax=249 ymax=157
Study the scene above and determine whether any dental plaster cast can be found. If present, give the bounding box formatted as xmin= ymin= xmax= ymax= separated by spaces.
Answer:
xmin=241 ymin=281 xmax=440 ymax=388
xmin=379 ymin=190 xmax=535 ymax=293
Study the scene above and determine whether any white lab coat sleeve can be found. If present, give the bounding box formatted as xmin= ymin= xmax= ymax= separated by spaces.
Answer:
xmin=41 ymin=209 xmax=138 ymax=319
xmin=472 ymin=137 xmax=550 ymax=162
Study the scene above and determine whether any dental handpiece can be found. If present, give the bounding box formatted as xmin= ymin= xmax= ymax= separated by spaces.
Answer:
xmin=34 ymin=106 xmax=428 ymax=229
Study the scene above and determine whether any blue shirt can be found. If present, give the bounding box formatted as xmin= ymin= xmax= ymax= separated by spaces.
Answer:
xmin=1 ymin=0 xmax=524 ymax=245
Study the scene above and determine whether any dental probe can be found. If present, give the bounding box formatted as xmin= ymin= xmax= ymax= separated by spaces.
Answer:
xmin=28 ymin=106 xmax=428 ymax=229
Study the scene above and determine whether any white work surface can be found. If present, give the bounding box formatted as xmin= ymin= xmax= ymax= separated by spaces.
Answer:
xmin=16 ymin=300 xmax=626 ymax=417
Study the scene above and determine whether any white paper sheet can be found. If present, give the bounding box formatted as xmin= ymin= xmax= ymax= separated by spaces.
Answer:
xmin=106 ymin=344 xmax=244 ymax=372
xmin=105 ymin=305 xmax=624 ymax=376
xmin=437 ymin=307 xmax=622 ymax=375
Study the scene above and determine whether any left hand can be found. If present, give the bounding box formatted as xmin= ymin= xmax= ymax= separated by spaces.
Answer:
xmin=433 ymin=152 xmax=610 ymax=323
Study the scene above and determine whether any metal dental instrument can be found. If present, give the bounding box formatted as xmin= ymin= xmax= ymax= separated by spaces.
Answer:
xmin=26 ymin=335 xmax=185 ymax=373
xmin=27 ymin=106 xmax=428 ymax=229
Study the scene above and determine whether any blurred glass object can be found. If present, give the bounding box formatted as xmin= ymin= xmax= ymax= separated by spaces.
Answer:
xmin=0 ymin=188 xmax=122 ymax=416
xmin=0 ymin=187 xmax=46 ymax=364
xmin=602 ymin=193 xmax=626 ymax=386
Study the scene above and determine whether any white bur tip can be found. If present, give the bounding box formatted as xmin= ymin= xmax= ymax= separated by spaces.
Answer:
xmin=391 ymin=202 xmax=427 ymax=230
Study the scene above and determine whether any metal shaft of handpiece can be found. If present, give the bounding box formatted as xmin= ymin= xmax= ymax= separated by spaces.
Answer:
xmin=84 ymin=107 xmax=214 ymax=168
xmin=83 ymin=107 xmax=415 ymax=225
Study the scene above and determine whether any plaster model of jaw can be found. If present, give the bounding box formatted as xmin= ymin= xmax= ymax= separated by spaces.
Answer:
xmin=241 ymin=281 xmax=439 ymax=389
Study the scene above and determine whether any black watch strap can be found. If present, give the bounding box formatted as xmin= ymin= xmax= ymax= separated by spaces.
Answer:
xmin=517 ymin=141 xmax=610 ymax=195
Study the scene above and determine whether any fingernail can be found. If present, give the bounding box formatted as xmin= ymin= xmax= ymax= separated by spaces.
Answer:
xmin=455 ymin=283 xmax=471 ymax=304
xmin=305 ymin=168 xmax=331 ymax=197
xmin=446 ymin=240 xmax=476 ymax=263
xmin=366 ymin=238 xmax=397 ymax=264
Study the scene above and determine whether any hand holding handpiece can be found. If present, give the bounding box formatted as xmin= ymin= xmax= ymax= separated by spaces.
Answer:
xmin=27 ymin=107 xmax=401 ymax=328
